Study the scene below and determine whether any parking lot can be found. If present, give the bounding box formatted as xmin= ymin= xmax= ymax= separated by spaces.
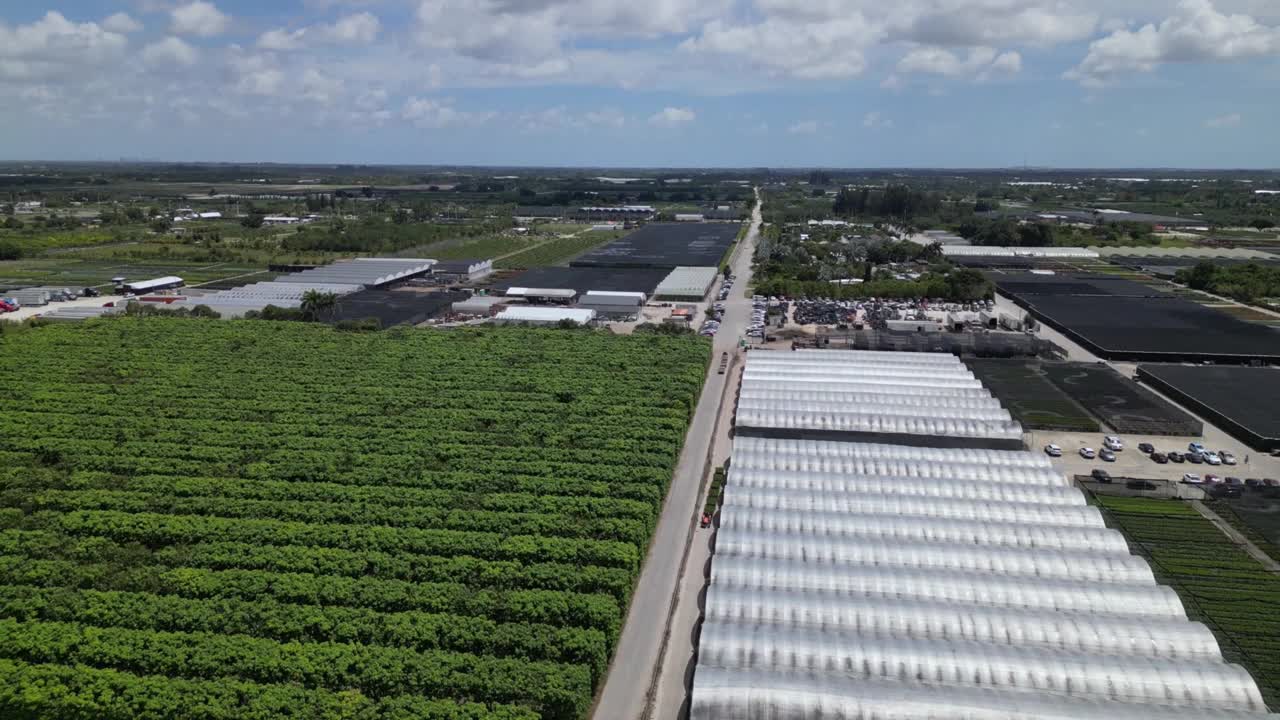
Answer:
xmin=1033 ymin=428 xmax=1280 ymax=486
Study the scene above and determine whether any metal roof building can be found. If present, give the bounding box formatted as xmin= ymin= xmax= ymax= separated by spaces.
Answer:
xmin=494 ymin=306 xmax=596 ymax=325
xmin=655 ymin=266 xmax=719 ymax=299
xmin=175 ymin=281 xmax=364 ymax=318
xmin=274 ymin=258 xmax=436 ymax=288
xmin=690 ymin=349 xmax=1276 ymax=720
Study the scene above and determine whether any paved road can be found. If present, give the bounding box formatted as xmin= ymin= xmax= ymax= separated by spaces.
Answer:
xmin=591 ymin=191 xmax=763 ymax=720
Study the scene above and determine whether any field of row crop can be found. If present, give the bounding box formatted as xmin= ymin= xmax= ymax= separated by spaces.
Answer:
xmin=1095 ymin=496 xmax=1280 ymax=710
xmin=0 ymin=319 xmax=711 ymax=719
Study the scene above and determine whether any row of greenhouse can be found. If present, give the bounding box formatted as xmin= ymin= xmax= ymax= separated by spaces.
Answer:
xmin=691 ymin=349 xmax=1277 ymax=719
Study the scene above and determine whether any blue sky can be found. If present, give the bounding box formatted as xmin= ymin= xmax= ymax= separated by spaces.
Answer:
xmin=2 ymin=0 xmax=1279 ymax=167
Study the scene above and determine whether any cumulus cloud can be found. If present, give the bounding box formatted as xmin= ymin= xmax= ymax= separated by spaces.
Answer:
xmin=0 ymin=11 xmax=128 ymax=81
xmin=142 ymin=37 xmax=199 ymax=67
xmin=896 ymin=45 xmax=1022 ymax=80
xmin=402 ymin=96 xmax=491 ymax=128
xmin=1206 ymin=112 xmax=1242 ymax=128
xmin=649 ymin=106 xmax=695 ymax=127
xmin=258 ymin=12 xmax=381 ymax=51
xmin=787 ymin=120 xmax=820 ymax=135
xmin=171 ymin=2 xmax=231 ymax=37
xmin=1066 ymin=0 xmax=1280 ymax=86
xmin=102 ymin=13 xmax=143 ymax=34
xmin=681 ymin=15 xmax=875 ymax=79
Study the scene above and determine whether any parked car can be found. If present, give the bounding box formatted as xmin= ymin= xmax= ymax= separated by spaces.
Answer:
xmin=1220 ymin=451 xmax=1237 ymax=466
xmin=1079 ymin=447 xmax=1097 ymax=459
xmin=1204 ymin=453 xmax=1222 ymax=466
xmin=1099 ymin=449 xmax=1117 ymax=462
xmin=1044 ymin=444 xmax=1063 ymax=457
xmin=1186 ymin=452 xmax=1204 ymax=464
xmin=1127 ymin=480 xmax=1157 ymax=491
xmin=1210 ymin=484 xmax=1243 ymax=499
xmin=1091 ymin=469 xmax=1112 ymax=483
xmin=1204 ymin=474 xmax=1222 ymax=484
xmin=1138 ymin=443 xmax=1155 ymax=454
xmin=1188 ymin=442 xmax=1207 ymax=454
xmin=0 ymin=300 xmax=16 ymax=314
xmin=1104 ymin=436 xmax=1124 ymax=451
xmin=1182 ymin=473 xmax=1203 ymax=484
xmin=1167 ymin=451 xmax=1185 ymax=464
xmin=1245 ymin=478 xmax=1263 ymax=489
xmin=1224 ymin=477 xmax=1242 ymax=485
xmin=1151 ymin=452 xmax=1168 ymax=464
xmin=700 ymin=512 xmax=712 ymax=528
xmin=82 ymin=287 xmax=101 ymax=298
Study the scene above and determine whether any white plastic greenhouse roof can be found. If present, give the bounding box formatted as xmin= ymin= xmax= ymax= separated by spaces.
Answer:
xmin=655 ymin=266 xmax=719 ymax=297
xmin=275 ymin=258 xmax=436 ymax=287
xmin=703 ymin=588 xmax=1222 ymax=659
xmin=693 ymin=668 xmax=1275 ymax=720
xmin=692 ymin=349 xmax=1273 ymax=720
xmin=941 ymin=245 xmax=1100 ymax=259
xmin=719 ymin=509 xmax=1132 ymax=554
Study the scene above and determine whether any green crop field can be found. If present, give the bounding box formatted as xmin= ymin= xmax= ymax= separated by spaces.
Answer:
xmin=0 ymin=319 xmax=711 ymax=720
xmin=497 ymin=233 xmax=626 ymax=269
xmin=1096 ymin=496 xmax=1280 ymax=710
xmin=964 ymin=359 xmax=1100 ymax=431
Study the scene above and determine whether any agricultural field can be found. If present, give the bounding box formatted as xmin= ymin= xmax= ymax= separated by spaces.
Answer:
xmin=0 ymin=319 xmax=711 ymax=720
xmin=497 ymin=232 xmax=627 ymax=270
xmin=964 ymin=360 xmax=1100 ymax=431
xmin=1095 ymin=496 xmax=1280 ymax=709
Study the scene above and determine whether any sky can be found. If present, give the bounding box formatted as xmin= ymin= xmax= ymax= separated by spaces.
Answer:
xmin=1 ymin=0 xmax=1279 ymax=168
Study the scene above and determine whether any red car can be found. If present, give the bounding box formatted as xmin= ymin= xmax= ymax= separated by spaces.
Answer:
xmin=0 ymin=300 xmax=16 ymax=313
xmin=700 ymin=512 xmax=712 ymax=528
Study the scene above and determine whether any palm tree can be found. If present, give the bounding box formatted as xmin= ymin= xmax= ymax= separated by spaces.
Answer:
xmin=301 ymin=290 xmax=338 ymax=322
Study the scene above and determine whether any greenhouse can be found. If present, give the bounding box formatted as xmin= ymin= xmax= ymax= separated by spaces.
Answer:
xmin=702 ymin=588 xmax=1222 ymax=659
xmin=691 ymin=668 xmax=1277 ymax=720
xmin=691 ymin=350 xmax=1272 ymax=719
xmin=713 ymin=528 xmax=1154 ymax=584
xmin=728 ymin=470 xmax=1081 ymax=504
xmin=722 ymin=489 xmax=1105 ymax=526
xmin=709 ymin=557 xmax=1186 ymax=616
xmin=696 ymin=623 xmax=1266 ymax=711
xmin=719 ymin=509 xmax=1131 ymax=553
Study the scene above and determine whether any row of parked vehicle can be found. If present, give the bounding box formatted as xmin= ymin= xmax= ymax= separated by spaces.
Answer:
xmin=749 ymin=296 xmax=768 ymax=340
xmin=716 ymin=274 xmax=736 ymax=303
xmin=1150 ymin=442 xmax=1237 ymax=466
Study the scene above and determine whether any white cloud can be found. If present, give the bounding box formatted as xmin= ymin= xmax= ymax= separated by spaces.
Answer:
xmin=863 ymin=111 xmax=894 ymax=129
xmin=142 ymin=37 xmax=199 ymax=67
xmin=1206 ymin=112 xmax=1242 ymax=127
xmin=102 ymin=13 xmax=143 ymax=34
xmin=171 ymin=1 xmax=230 ymax=37
xmin=585 ymin=107 xmax=626 ymax=128
xmin=886 ymin=0 xmax=1098 ymax=47
xmin=681 ymin=15 xmax=876 ymax=79
xmin=896 ymin=45 xmax=1022 ymax=80
xmin=0 ymin=11 xmax=128 ymax=81
xmin=402 ymin=96 xmax=491 ymax=128
xmin=321 ymin=13 xmax=381 ymax=44
xmin=258 ymin=28 xmax=308 ymax=51
xmin=648 ymin=106 xmax=696 ymax=128
xmin=1066 ymin=0 xmax=1280 ymax=86
xmin=788 ymin=120 xmax=819 ymax=135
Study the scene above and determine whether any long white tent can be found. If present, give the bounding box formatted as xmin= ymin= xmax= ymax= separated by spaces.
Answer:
xmin=691 ymin=350 xmax=1276 ymax=719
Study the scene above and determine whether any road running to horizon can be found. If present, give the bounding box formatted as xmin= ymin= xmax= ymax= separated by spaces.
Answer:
xmin=590 ymin=191 xmax=762 ymax=720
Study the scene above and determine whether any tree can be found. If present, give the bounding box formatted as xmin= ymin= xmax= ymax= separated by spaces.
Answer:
xmin=241 ymin=212 xmax=265 ymax=229
xmin=946 ymin=268 xmax=991 ymax=301
xmin=300 ymin=290 xmax=338 ymax=322
xmin=1180 ymin=261 xmax=1218 ymax=291
xmin=149 ymin=217 xmax=172 ymax=233
xmin=1250 ymin=218 xmax=1276 ymax=230
xmin=0 ymin=240 xmax=22 ymax=260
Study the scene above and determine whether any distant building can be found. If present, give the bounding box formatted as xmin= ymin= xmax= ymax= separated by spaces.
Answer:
xmin=433 ymin=259 xmax=494 ymax=283
xmin=263 ymin=216 xmax=301 ymax=226
xmin=675 ymin=214 xmax=706 ymax=222
xmin=495 ymin=306 xmax=596 ymax=326
xmin=123 ymin=276 xmax=185 ymax=295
